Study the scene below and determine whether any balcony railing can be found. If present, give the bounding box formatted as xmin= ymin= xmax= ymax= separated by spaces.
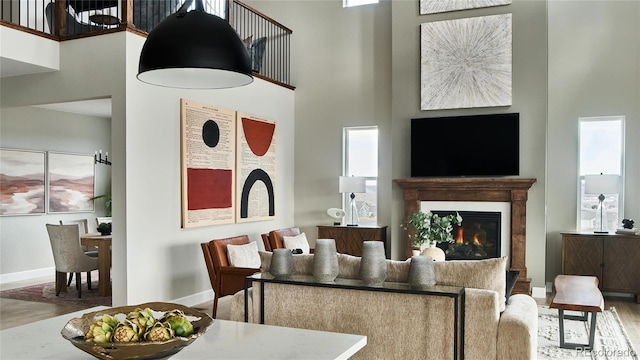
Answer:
xmin=0 ymin=0 xmax=292 ymax=88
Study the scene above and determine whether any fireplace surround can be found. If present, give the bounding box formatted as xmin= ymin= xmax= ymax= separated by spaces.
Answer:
xmin=395 ymin=177 xmax=536 ymax=295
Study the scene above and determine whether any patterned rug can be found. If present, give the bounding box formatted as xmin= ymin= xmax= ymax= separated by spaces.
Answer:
xmin=538 ymin=305 xmax=638 ymax=359
xmin=0 ymin=280 xmax=111 ymax=308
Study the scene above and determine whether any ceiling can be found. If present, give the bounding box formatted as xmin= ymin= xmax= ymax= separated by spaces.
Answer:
xmin=1 ymin=55 xmax=112 ymax=119
xmin=33 ymin=98 xmax=112 ymax=119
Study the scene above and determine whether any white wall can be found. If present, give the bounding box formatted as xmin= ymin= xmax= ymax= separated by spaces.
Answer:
xmin=1 ymin=31 xmax=296 ymax=307
xmin=546 ymin=1 xmax=640 ymax=282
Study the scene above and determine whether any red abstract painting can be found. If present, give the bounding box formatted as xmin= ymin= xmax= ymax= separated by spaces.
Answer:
xmin=187 ymin=168 xmax=232 ymax=210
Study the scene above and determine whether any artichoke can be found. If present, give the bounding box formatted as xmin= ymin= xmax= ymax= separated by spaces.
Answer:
xmin=84 ymin=314 xmax=120 ymax=343
xmin=126 ymin=307 xmax=156 ymax=335
xmin=160 ymin=310 xmax=194 ymax=337
xmin=113 ymin=319 xmax=141 ymax=343
xmin=144 ymin=322 xmax=175 ymax=342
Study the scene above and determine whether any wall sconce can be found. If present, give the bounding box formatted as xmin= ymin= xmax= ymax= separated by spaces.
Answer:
xmin=94 ymin=150 xmax=111 ymax=166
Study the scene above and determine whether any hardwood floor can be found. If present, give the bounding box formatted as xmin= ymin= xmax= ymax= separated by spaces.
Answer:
xmin=1 ymin=278 xmax=638 ymax=354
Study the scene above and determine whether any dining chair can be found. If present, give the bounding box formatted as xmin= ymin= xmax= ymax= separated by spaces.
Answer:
xmin=59 ymin=219 xmax=97 ymax=287
xmin=46 ymin=224 xmax=99 ymax=298
xmin=201 ymin=236 xmax=260 ymax=318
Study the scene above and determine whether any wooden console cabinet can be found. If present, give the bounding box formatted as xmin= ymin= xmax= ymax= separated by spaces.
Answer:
xmin=317 ymin=225 xmax=388 ymax=258
xmin=561 ymin=232 xmax=640 ymax=303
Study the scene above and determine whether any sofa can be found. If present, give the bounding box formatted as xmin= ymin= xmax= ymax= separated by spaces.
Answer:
xmin=231 ymin=253 xmax=537 ymax=360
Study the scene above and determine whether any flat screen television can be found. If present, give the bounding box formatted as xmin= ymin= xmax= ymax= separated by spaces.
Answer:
xmin=411 ymin=113 xmax=519 ymax=177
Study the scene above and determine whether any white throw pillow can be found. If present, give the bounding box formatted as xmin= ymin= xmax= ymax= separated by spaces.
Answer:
xmin=283 ymin=233 xmax=311 ymax=254
xmin=227 ymin=242 xmax=260 ymax=268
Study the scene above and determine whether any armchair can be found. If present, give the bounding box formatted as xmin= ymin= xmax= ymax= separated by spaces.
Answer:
xmin=261 ymin=233 xmax=272 ymax=251
xmin=201 ymin=236 xmax=259 ymax=318
xmin=267 ymin=227 xmax=301 ymax=250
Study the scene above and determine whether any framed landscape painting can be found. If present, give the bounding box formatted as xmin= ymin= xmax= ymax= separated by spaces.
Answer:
xmin=0 ymin=149 xmax=46 ymax=216
xmin=47 ymin=152 xmax=95 ymax=213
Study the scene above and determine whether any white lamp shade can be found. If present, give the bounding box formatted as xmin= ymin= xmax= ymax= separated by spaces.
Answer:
xmin=339 ymin=176 xmax=366 ymax=194
xmin=584 ymin=174 xmax=619 ymax=194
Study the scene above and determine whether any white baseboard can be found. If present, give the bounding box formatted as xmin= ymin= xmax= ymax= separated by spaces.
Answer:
xmin=531 ymin=286 xmax=547 ymax=298
xmin=171 ymin=289 xmax=215 ymax=308
xmin=0 ymin=267 xmax=54 ymax=285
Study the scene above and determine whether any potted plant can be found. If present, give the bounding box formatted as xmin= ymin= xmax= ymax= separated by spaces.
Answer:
xmin=90 ymin=194 xmax=112 ymax=217
xmin=402 ymin=210 xmax=462 ymax=260
xmin=97 ymin=222 xmax=112 ymax=236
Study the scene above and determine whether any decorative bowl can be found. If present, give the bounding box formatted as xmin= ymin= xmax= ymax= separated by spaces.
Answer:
xmin=61 ymin=302 xmax=213 ymax=360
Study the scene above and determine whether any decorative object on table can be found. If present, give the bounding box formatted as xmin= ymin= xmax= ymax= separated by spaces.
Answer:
xmin=339 ymin=176 xmax=366 ymax=226
xmin=327 ymin=207 xmax=346 ymax=226
xmin=359 ymin=241 xmax=387 ymax=287
xmin=312 ymin=239 xmax=339 ymax=283
xmin=0 ymin=149 xmax=46 ymax=216
xmin=137 ymin=0 xmax=253 ymax=89
xmin=420 ymin=0 xmax=511 ymax=15
xmin=270 ymin=248 xmax=294 ymax=278
xmin=402 ymin=210 xmax=462 ymax=261
xmin=48 ymin=152 xmax=95 ymax=213
xmin=420 ymin=14 xmax=512 ymax=110
xmin=615 ymin=219 xmax=638 ymax=235
xmin=584 ymin=173 xmax=619 ymax=233
xmin=407 ymin=255 xmax=436 ymax=289
xmin=97 ymin=222 xmax=112 ymax=235
xmin=61 ymin=302 xmax=213 ymax=360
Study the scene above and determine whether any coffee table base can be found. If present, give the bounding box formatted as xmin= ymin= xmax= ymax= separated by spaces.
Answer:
xmin=558 ymin=309 xmax=598 ymax=350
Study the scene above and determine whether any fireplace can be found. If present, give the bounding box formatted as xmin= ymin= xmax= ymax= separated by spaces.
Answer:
xmin=432 ymin=210 xmax=501 ymax=260
xmin=395 ymin=177 xmax=536 ymax=295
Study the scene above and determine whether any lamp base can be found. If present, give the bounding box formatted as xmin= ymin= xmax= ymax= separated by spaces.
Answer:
xmin=347 ymin=224 xmax=359 ymax=227
xmin=593 ymin=230 xmax=609 ymax=234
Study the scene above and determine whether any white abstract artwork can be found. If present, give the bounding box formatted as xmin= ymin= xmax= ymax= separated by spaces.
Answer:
xmin=420 ymin=14 xmax=512 ymax=111
xmin=420 ymin=0 xmax=511 ymax=15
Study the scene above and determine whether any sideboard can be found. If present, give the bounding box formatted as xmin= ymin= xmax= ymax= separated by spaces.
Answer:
xmin=561 ymin=232 xmax=640 ymax=303
xmin=317 ymin=225 xmax=388 ymax=258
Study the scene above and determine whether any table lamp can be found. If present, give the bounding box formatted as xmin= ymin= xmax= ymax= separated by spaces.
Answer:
xmin=339 ymin=176 xmax=366 ymax=226
xmin=584 ymin=173 xmax=619 ymax=233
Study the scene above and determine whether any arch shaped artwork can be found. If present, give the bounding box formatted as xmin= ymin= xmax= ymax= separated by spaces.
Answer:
xmin=240 ymin=168 xmax=275 ymax=218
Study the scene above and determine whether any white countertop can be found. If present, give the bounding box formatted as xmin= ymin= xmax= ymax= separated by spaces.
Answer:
xmin=0 ymin=307 xmax=366 ymax=359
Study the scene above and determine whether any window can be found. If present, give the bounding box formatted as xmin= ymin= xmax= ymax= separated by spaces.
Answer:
xmin=343 ymin=127 xmax=378 ymax=225
xmin=578 ymin=116 xmax=625 ymax=232
xmin=343 ymin=0 xmax=378 ymax=8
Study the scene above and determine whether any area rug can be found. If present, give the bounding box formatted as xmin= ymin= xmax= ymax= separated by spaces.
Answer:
xmin=538 ymin=305 xmax=638 ymax=359
xmin=0 ymin=281 xmax=111 ymax=308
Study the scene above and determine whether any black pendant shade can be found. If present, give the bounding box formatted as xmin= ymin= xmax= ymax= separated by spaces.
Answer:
xmin=137 ymin=2 xmax=253 ymax=89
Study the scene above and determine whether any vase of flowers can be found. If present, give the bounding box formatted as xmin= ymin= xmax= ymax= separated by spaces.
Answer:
xmin=402 ymin=210 xmax=462 ymax=261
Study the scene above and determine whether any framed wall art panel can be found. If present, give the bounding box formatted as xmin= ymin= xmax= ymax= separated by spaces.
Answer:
xmin=420 ymin=14 xmax=512 ymax=110
xmin=47 ymin=152 xmax=95 ymax=213
xmin=420 ymin=0 xmax=511 ymax=15
xmin=236 ymin=112 xmax=276 ymax=223
xmin=180 ymin=98 xmax=236 ymax=228
xmin=0 ymin=149 xmax=46 ymax=216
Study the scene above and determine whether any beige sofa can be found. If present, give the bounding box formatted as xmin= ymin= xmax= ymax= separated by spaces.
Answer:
xmin=231 ymin=254 xmax=537 ymax=360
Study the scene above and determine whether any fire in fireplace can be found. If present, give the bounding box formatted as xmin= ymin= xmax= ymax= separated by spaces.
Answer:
xmin=432 ymin=210 xmax=501 ymax=260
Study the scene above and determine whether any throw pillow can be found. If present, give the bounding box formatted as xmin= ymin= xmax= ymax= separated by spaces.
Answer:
xmin=505 ymin=269 xmax=520 ymax=303
xmin=283 ymin=233 xmax=311 ymax=254
xmin=227 ymin=242 xmax=260 ymax=268
xmin=434 ymin=256 xmax=508 ymax=312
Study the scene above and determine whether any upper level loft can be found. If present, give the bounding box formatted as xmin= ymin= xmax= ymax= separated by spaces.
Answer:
xmin=0 ymin=0 xmax=293 ymax=88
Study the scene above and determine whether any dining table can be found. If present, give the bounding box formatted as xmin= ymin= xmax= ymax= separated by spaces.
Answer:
xmin=80 ymin=233 xmax=112 ymax=296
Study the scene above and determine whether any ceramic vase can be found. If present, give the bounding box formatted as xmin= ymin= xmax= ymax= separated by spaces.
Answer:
xmin=359 ymin=241 xmax=387 ymax=287
xmin=407 ymin=255 xmax=436 ymax=289
xmin=313 ymin=239 xmax=339 ymax=283
xmin=270 ymin=248 xmax=294 ymax=278
xmin=421 ymin=242 xmax=445 ymax=262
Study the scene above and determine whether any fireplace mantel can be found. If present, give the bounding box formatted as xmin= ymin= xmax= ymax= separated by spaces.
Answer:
xmin=395 ymin=177 xmax=536 ymax=294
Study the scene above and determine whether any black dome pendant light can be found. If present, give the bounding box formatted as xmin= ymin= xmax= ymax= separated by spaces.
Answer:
xmin=137 ymin=0 xmax=253 ymax=89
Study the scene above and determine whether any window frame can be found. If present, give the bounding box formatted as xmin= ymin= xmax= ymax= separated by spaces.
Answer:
xmin=577 ymin=115 xmax=625 ymax=231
